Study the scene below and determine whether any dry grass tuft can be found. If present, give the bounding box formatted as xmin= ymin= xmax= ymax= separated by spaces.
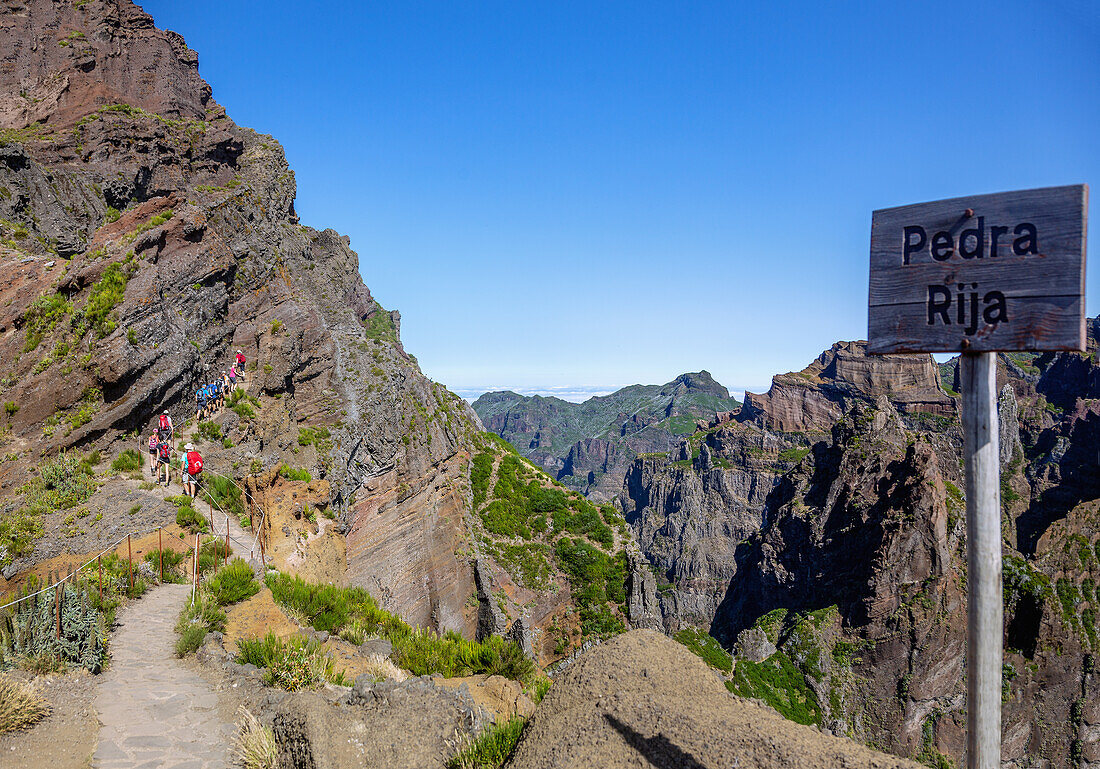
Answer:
xmin=361 ymin=653 xmax=409 ymax=683
xmin=0 ymin=675 xmax=50 ymax=734
xmin=232 ymin=706 xmax=277 ymax=769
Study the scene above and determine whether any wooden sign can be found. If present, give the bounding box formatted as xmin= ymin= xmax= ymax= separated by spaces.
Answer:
xmin=868 ymin=184 xmax=1087 ymax=353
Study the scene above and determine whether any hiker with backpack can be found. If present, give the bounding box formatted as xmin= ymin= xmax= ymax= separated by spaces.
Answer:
xmin=181 ymin=443 xmax=202 ymax=498
xmin=147 ymin=429 xmax=160 ymax=474
xmin=235 ymin=349 xmax=246 ymax=370
xmin=196 ymin=386 xmax=206 ymax=422
xmin=157 ymin=435 xmax=173 ymax=487
xmin=228 ymin=364 xmax=238 ymax=392
xmin=158 ymin=411 xmax=174 ymax=441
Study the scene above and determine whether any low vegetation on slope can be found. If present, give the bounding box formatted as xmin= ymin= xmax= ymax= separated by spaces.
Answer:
xmin=266 ymin=572 xmax=536 ymax=683
xmin=470 ymin=433 xmax=630 ymax=644
xmin=0 ymin=451 xmax=99 ymax=568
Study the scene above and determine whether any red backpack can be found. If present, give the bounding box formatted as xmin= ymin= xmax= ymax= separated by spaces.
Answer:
xmin=187 ymin=451 xmax=203 ymax=475
xmin=158 ymin=442 xmax=170 ymax=460
xmin=159 ymin=414 xmax=171 ymax=431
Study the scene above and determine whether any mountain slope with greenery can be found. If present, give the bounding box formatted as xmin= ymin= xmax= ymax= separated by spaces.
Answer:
xmin=473 ymin=371 xmax=740 ymax=499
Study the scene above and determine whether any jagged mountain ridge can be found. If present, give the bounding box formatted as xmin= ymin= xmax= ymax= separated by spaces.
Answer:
xmin=473 ymin=370 xmax=740 ymax=499
xmin=620 ymin=329 xmax=1100 ymax=768
xmin=0 ymin=0 xmax=489 ymax=634
xmin=0 ymin=0 xmax=643 ymax=658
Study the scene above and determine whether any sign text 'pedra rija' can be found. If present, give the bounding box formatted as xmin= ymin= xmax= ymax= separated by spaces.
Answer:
xmin=867 ymin=184 xmax=1087 ymax=354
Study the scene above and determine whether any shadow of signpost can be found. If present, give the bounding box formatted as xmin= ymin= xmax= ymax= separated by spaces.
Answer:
xmin=605 ymin=714 xmax=708 ymax=769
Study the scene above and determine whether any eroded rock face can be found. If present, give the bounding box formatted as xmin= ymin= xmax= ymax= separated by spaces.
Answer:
xmin=0 ymin=0 xmax=481 ymax=633
xmin=622 ymin=338 xmax=1100 ymax=768
xmin=740 ymin=341 xmax=952 ymax=432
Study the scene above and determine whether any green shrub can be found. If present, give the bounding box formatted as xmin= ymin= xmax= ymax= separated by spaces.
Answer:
xmin=144 ymin=547 xmax=188 ymax=582
xmin=447 ymin=716 xmax=526 ymax=769
xmin=104 ymin=206 xmax=120 ymax=223
xmin=674 ymin=628 xmax=733 ymax=673
xmin=176 ymin=503 xmax=208 ymax=533
xmin=202 ymin=474 xmax=244 ymax=519
xmin=76 ymin=262 xmax=128 ymax=338
xmin=3 ymin=401 xmax=17 ymax=417
xmin=554 ymin=537 xmax=627 ymax=637
xmin=236 ymin=633 xmax=348 ymax=690
xmin=22 ymin=452 xmax=97 ymax=511
xmin=361 ymin=301 xmax=397 ymax=343
xmin=174 ymin=591 xmax=225 ymax=657
xmin=277 ymin=464 xmax=311 ymax=482
xmin=471 ymin=452 xmax=493 ymax=510
xmin=232 ymin=398 xmax=256 ymax=420
xmin=111 ymin=448 xmax=142 ymax=472
xmin=21 ymin=293 xmax=71 ymax=352
xmin=265 ymin=573 xmax=534 ymax=683
xmin=176 ymin=624 xmax=207 ymax=657
xmin=206 ymin=559 xmax=260 ymax=605
xmin=730 ymin=651 xmax=822 ymax=726
xmin=0 ymin=507 xmax=44 ymax=567
xmin=198 ymin=421 xmax=222 ymax=442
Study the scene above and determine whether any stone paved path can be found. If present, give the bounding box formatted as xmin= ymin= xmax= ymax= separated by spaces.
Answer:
xmin=93 ymin=583 xmax=235 ymax=769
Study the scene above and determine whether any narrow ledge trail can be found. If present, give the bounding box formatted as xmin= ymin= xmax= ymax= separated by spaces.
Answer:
xmin=92 ymin=582 xmax=235 ymax=769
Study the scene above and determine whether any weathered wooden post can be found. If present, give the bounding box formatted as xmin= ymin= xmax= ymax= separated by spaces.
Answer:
xmin=869 ymin=185 xmax=1087 ymax=769
xmin=127 ymin=534 xmax=133 ymax=595
xmin=98 ymin=555 xmax=103 ymax=603
xmin=158 ymin=527 xmax=163 ymax=583
xmin=56 ymin=578 xmax=64 ymax=639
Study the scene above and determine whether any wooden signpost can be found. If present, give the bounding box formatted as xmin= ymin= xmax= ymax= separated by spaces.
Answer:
xmin=868 ymin=184 xmax=1088 ymax=769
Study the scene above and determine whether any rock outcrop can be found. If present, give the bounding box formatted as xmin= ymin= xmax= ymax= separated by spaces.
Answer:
xmin=739 ymin=341 xmax=953 ymax=432
xmin=508 ymin=629 xmax=922 ymax=769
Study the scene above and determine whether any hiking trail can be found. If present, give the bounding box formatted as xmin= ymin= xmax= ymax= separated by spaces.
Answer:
xmin=92 ymin=582 xmax=235 ymax=769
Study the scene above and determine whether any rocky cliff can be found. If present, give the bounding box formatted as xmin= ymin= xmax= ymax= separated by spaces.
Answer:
xmin=622 ymin=335 xmax=1100 ymax=768
xmin=0 ymin=0 xmax=485 ymax=634
xmin=473 ymin=371 xmax=740 ymax=499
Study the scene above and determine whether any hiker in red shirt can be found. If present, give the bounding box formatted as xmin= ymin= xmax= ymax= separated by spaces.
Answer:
xmin=158 ymin=411 xmax=174 ymax=441
xmin=181 ymin=443 xmax=203 ymax=498
xmin=235 ymin=349 xmax=246 ymax=369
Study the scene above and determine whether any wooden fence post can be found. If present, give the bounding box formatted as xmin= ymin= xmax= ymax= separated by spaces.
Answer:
xmin=159 ymin=527 xmax=163 ymax=583
xmin=127 ymin=534 xmax=133 ymax=595
xmin=98 ymin=555 xmax=103 ymax=603
xmin=961 ymin=352 xmax=1003 ymax=769
xmin=55 ymin=580 xmax=63 ymax=640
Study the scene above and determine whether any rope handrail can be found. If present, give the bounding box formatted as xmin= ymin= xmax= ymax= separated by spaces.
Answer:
xmin=1 ymin=530 xmax=139 ymax=612
xmin=1 ymin=374 xmax=274 ymax=613
xmin=198 ymin=469 xmax=267 ymax=560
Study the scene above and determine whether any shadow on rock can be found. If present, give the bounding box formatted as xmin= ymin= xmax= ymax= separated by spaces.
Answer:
xmin=605 ymin=714 xmax=707 ymax=769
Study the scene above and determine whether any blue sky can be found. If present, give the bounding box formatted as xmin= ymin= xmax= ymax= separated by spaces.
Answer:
xmin=142 ymin=0 xmax=1099 ymax=398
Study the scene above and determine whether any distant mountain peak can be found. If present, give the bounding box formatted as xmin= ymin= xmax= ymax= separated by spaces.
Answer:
xmin=662 ymin=370 xmax=729 ymax=399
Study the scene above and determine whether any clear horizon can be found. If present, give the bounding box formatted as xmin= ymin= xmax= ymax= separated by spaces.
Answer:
xmin=140 ymin=0 xmax=1099 ymax=394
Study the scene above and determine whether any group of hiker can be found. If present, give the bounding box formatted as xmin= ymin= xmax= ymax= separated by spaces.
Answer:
xmin=195 ymin=350 xmax=245 ymax=421
xmin=145 ymin=349 xmax=247 ymax=499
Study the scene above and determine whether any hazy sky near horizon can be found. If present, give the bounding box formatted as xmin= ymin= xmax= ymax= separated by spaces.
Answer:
xmin=142 ymin=0 xmax=1099 ymax=397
